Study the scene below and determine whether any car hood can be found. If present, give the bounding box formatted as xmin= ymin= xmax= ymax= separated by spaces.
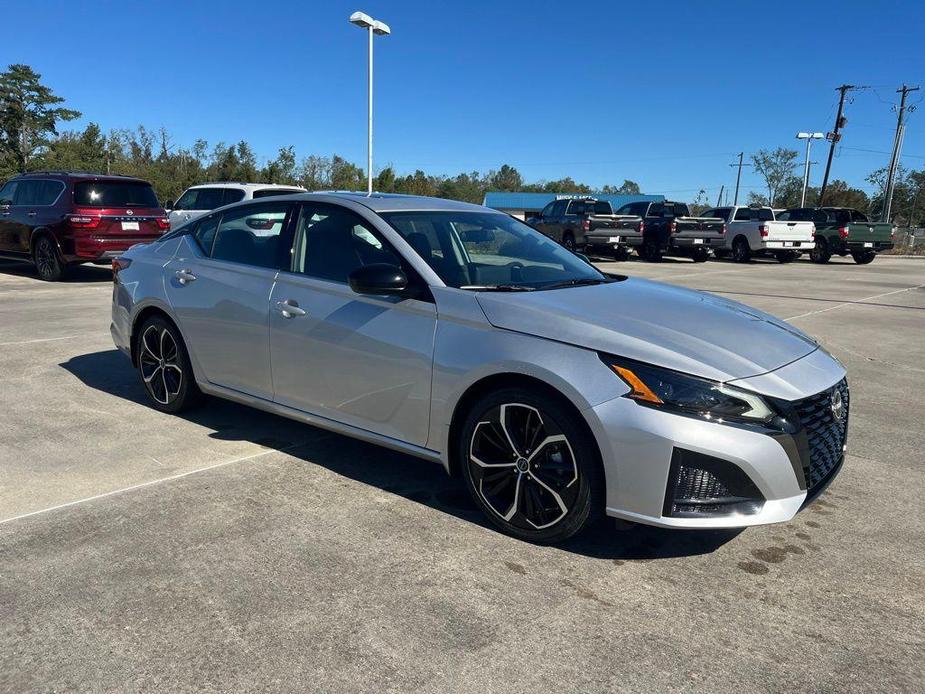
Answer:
xmin=475 ymin=277 xmax=818 ymax=382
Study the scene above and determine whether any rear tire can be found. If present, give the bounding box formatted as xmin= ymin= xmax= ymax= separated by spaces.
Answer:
xmin=562 ymin=231 xmax=576 ymax=251
xmin=810 ymin=238 xmax=831 ymax=264
xmin=458 ymin=387 xmax=603 ymax=544
xmin=136 ymin=316 xmax=203 ymax=413
xmin=851 ymin=250 xmax=876 ymax=264
xmin=32 ymin=235 xmax=67 ymax=282
xmin=732 ymin=236 xmax=751 ymax=263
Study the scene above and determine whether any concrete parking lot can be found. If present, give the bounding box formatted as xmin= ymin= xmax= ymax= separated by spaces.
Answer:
xmin=1 ymin=254 xmax=923 ymax=693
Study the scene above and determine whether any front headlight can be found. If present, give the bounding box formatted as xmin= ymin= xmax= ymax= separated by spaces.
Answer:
xmin=604 ymin=357 xmax=777 ymax=426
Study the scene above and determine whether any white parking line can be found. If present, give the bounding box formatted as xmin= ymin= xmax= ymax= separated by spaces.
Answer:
xmin=784 ymin=284 xmax=925 ymax=320
xmin=0 ymin=335 xmax=83 ymax=347
xmin=0 ymin=444 xmax=302 ymax=527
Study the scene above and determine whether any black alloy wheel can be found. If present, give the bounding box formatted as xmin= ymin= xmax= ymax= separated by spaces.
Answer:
xmin=732 ymin=236 xmax=751 ymax=263
xmin=137 ymin=316 xmax=202 ymax=413
xmin=460 ymin=388 xmax=602 ymax=543
xmin=33 ymin=235 xmax=66 ymax=281
xmin=810 ymin=238 xmax=831 ymax=264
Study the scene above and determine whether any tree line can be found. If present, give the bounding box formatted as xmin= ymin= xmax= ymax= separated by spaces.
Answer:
xmin=1 ymin=63 xmax=922 ymax=226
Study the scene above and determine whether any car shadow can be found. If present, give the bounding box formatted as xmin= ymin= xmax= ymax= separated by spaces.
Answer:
xmin=60 ymin=349 xmax=742 ymax=561
xmin=0 ymin=259 xmax=113 ymax=282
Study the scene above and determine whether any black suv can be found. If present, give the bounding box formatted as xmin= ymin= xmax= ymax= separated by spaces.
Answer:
xmin=0 ymin=172 xmax=168 ymax=280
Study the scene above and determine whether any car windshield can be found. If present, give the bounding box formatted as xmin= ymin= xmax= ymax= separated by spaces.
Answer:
xmin=381 ymin=211 xmax=607 ymax=291
xmin=74 ymin=181 xmax=159 ymax=207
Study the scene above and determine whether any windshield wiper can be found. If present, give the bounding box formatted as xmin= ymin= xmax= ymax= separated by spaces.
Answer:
xmin=542 ymin=277 xmax=611 ymax=290
xmin=459 ymin=284 xmax=535 ymax=292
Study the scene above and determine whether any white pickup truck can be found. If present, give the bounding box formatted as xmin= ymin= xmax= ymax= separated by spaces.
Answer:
xmin=705 ymin=206 xmax=815 ymax=263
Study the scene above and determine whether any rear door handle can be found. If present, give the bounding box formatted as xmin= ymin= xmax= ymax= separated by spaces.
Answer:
xmin=27 ymin=211 xmax=37 ymax=217
xmin=276 ymin=299 xmax=306 ymax=318
xmin=175 ymin=269 xmax=197 ymax=284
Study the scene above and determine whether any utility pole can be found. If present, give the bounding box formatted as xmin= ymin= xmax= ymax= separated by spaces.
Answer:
xmin=716 ymin=185 xmax=724 ymax=207
xmin=728 ymin=152 xmax=751 ymax=205
xmin=819 ymin=84 xmax=860 ymax=205
xmin=881 ymin=84 xmax=920 ymax=222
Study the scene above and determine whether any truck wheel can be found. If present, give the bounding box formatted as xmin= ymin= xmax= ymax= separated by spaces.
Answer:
xmin=561 ymin=231 xmax=576 ymax=251
xmin=691 ymin=247 xmax=709 ymax=262
xmin=810 ymin=238 xmax=831 ymax=264
xmin=774 ymin=251 xmax=798 ymax=263
xmin=851 ymin=250 xmax=876 ymax=265
xmin=611 ymin=247 xmax=629 ymax=261
xmin=33 ymin=235 xmax=68 ymax=282
xmin=732 ymin=236 xmax=751 ymax=263
xmin=641 ymin=239 xmax=662 ymax=262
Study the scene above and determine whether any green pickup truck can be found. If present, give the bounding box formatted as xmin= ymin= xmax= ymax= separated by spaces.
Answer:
xmin=777 ymin=207 xmax=894 ymax=264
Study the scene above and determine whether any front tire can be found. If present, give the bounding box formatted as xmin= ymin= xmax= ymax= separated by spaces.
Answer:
xmin=561 ymin=231 xmax=576 ymax=252
xmin=732 ymin=236 xmax=751 ymax=263
xmin=640 ymin=238 xmax=662 ymax=262
xmin=810 ymin=238 xmax=831 ymax=264
xmin=851 ymin=250 xmax=876 ymax=264
xmin=459 ymin=387 xmax=603 ymax=544
xmin=32 ymin=235 xmax=67 ymax=281
xmin=136 ymin=316 xmax=202 ymax=413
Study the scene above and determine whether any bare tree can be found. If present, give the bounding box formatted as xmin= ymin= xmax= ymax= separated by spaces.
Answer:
xmin=751 ymin=148 xmax=799 ymax=206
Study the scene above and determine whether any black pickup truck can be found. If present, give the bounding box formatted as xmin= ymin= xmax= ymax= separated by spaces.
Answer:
xmin=529 ymin=198 xmax=641 ymax=253
xmin=634 ymin=201 xmax=726 ymax=262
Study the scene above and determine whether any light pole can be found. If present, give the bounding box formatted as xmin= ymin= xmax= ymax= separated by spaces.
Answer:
xmin=796 ymin=132 xmax=824 ymax=207
xmin=349 ymin=11 xmax=390 ymax=195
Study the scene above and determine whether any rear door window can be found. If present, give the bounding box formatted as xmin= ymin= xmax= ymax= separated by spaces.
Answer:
xmin=74 ymin=181 xmax=159 ymax=207
xmin=222 ymin=189 xmax=246 ymax=206
xmin=0 ymin=181 xmax=18 ymax=206
xmin=551 ymin=200 xmax=568 ymax=217
xmin=733 ymin=208 xmax=752 ymax=221
xmin=210 ymin=203 xmax=292 ymax=269
xmin=253 ymin=188 xmax=302 ymax=199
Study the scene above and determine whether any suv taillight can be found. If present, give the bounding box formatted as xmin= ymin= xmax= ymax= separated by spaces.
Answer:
xmin=721 ymin=223 xmax=727 ymax=236
xmin=891 ymin=226 xmax=896 ymax=239
xmin=156 ymin=217 xmax=170 ymax=231
xmin=758 ymin=224 xmax=769 ymax=238
xmin=638 ymin=220 xmax=645 ymax=233
xmin=669 ymin=220 xmax=678 ymax=233
xmin=68 ymin=215 xmax=101 ymax=229
xmin=838 ymin=226 xmax=850 ymax=239
xmin=582 ymin=218 xmax=590 ymax=232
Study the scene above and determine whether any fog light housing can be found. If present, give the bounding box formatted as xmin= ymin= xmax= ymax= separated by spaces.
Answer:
xmin=664 ymin=448 xmax=765 ymax=518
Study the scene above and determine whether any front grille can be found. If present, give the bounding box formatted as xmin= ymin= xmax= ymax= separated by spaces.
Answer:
xmin=792 ymin=378 xmax=849 ymax=492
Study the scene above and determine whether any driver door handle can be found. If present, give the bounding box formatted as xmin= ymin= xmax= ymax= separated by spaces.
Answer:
xmin=175 ymin=269 xmax=197 ymax=284
xmin=276 ymin=299 xmax=306 ymax=318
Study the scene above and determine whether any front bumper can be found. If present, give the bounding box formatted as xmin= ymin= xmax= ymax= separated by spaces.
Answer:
xmin=586 ymin=351 xmax=847 ymax=529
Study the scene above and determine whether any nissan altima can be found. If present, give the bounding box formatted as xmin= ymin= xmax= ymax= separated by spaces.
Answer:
xmin=111 ymin=193 xmax=848 ymax=543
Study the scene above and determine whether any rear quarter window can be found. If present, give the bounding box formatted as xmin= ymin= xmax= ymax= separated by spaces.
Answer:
xmin=252 ymin=188 xmax=302 ymax=199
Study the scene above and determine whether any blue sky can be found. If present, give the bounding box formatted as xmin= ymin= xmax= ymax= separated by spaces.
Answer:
xmin=6 ymin=0 xmax=924 ymax=200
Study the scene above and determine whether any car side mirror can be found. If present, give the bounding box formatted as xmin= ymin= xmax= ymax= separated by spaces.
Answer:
xmin=348 ymin=263 xmax=409 ymax=296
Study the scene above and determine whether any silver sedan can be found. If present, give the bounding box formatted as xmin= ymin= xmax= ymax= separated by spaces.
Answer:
xmin=111 ymin=192 xmax=848 ymax=543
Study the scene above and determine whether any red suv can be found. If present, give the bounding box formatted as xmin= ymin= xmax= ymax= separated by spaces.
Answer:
xmin=0 ymin=172 xmax=169 ymax=280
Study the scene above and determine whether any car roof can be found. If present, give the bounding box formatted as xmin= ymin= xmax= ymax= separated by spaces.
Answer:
xmin=294 ymin=191 xmax=492 ymax=213
xmin=13 ymin=171 xmax=151 ymax=185
xmin=186 ymin=182 xmax=307 ymax=191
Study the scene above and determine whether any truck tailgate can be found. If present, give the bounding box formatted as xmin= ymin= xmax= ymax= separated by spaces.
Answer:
xmin=766 ymin=221 xmax=814 ymax=242
xmin=674 ymin=217 xmax=725 ymax=237
xmin=848 ymin=222 xmax=893 ymax=243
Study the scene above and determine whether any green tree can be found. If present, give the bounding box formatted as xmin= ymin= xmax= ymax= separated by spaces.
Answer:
xmin=601 ymin=180 xmax=641 ymax=195
xmin=487 ymin=164 xmax=523 ymax=191
xmin=751 ymin=148 xmax=799 ymax=206
xmin=0 ymin=64 xmax=80 ymax=173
